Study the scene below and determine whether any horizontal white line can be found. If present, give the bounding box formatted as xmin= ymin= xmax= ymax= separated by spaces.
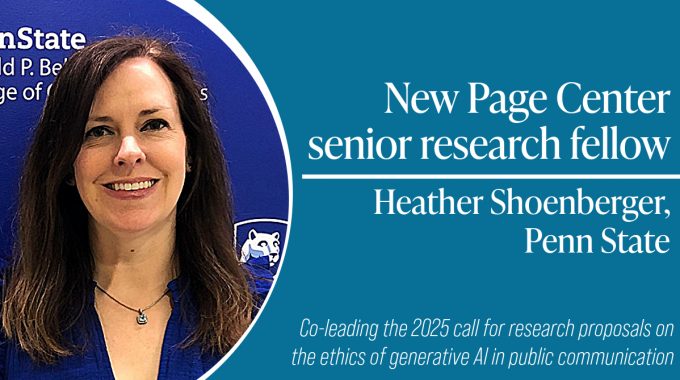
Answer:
xmin=302 ymin=174 xmax=680 ymax=180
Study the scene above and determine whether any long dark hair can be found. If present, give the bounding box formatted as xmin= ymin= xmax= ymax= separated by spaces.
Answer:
xmin=1 ymin=36 xmax=253 ymax=363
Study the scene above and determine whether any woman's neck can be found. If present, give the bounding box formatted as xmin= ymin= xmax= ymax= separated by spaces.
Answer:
xmin=90 ymin=219 xmax=178 ymax=303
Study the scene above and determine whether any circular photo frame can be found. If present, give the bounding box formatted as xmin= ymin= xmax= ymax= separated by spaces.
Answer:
xmin=0 ymin=0 xmax=290 ymax=378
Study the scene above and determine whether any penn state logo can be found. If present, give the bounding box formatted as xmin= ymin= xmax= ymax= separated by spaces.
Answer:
xmin=235 ymin=218 xmax=287 ymax=273
xmin=240 ymin=229 xmax=280 ymax=267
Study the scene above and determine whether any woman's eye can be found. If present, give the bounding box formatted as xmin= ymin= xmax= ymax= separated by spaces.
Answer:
xmin=84 ymin=126 xmax=112 ymax=139
xmin=141 ymin=119 xmax=169 ymax=131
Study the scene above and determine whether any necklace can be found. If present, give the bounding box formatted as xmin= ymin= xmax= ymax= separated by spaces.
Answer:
xmin=94 ymin=283 xmax=170 ymax=325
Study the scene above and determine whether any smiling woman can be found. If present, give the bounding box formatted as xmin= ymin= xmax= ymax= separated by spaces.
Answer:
xmin=76 ymin=57 xmax=188 ymax=236
xmin=0 ymin=36 xmax=262 ymax=379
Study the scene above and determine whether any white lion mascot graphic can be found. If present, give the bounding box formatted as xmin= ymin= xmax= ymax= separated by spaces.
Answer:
xmin=240 ymin=229 xmax=281 ymax=267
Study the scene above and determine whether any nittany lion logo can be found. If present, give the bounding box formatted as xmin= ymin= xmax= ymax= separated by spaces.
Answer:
xmin=240 ymin=229 xmax=280 ymax=267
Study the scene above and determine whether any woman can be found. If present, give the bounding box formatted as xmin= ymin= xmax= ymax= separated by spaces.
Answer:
xmin=0 ymin=36 xmax=262 ymax=379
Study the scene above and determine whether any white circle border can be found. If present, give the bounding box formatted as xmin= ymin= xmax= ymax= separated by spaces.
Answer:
xmin=165 ymin=1 xmax=293 ymax=378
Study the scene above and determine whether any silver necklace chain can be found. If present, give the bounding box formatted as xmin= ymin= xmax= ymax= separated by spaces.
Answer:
xmin=94 ymin=282 xmax=170 ymax=325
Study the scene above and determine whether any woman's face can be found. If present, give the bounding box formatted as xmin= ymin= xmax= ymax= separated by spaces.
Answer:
xmin=74 ymin=57 xmax=188 ymax=236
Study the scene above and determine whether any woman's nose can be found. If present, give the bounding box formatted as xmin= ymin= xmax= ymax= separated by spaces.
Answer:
xmin=114 ymin=135 xmax=146 ymax=169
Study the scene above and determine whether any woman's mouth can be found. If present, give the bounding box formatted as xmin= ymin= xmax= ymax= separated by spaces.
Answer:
xmin=104 ymin=179 xmax=158 ymax=191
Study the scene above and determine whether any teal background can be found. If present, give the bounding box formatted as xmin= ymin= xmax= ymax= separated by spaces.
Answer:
xmin=198 ymin=1 xmax=679 ymax=379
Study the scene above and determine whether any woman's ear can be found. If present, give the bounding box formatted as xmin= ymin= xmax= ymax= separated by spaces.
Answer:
xmin=186 ymin=142 xmax=193 ymax=173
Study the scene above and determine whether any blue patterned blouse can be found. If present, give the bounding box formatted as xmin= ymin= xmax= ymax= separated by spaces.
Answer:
xmin=0 ymin=258 xmax=274 ymax=379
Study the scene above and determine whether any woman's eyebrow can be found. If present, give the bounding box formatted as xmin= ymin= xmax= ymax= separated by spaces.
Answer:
xmin=87 ymin=107 xmax=172 ymax=122
xmin=139 ymin=107 xmax=171 ymax=116
xmin=88 ymin=115 xmax=113 ymax=122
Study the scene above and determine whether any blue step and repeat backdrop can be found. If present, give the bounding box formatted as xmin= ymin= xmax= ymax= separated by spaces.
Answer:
xmin=1 ymin=1 xmax=679 ymax=379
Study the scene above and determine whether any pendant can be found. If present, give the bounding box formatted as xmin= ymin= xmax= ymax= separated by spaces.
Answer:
xmin=137 ymin=309 xmax=148 ymax=325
